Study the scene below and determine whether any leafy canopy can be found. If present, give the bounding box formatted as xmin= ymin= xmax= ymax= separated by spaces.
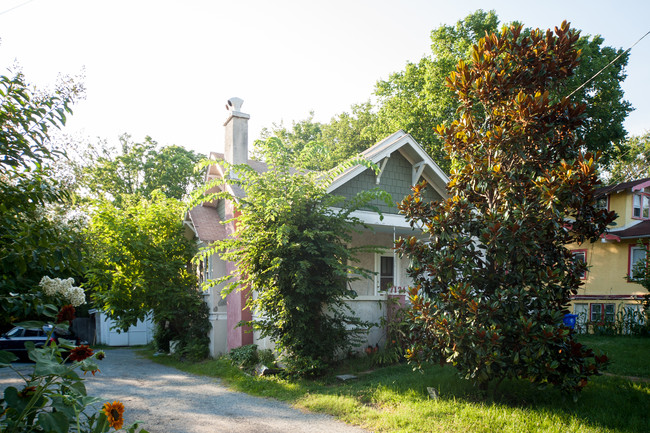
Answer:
xmin=396 ymin=22 xmax=614 ymax=394
xmin=374 ymin=10 xmax=631 ymax=171
xmin=605 ymin=132 xmax=650 ymax=184
xmin=0 ymin=69 xmax=85 ymax=329
xmin=80 ymin=134 xmax=204 ymax=204
xmin=85 ymin=192 xmax=209 ymax=354
xmin=191 ymin=153 xmax=390 ymax=375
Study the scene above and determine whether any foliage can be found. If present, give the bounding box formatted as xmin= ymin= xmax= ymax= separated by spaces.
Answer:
xmin=80 ymin=134 xmax=204 ymax=204
xmin=370 ymin=298 xmax=410 ymax=367
xmin=373 ymin=10 xmax=631 ymax=172
xmin=191 ymin=155 xmax=391 ymax=376
xmin=84 ymin=192 xmax=210 ymax=356
xmin=605 ymin=132 xmax=650 ymax=184
xmin=0 ymin=280 xmax=146 ymax=433
xmin=256 ymin=11 xmax=631 ymax=175
xmin=0 ymin=69 xmax=85 ymax=329
xmin=0 ymin=71 xmax=79 ymax=174
xmin=396 ymin=22 xmax=615 ymax=395
xmin=253 ymin=114 xmax=335 ymax=170
xmin=229 ymin=344 xmax=261 ymax=369
xmin=254 ymin=104 xmax=381 ymax=171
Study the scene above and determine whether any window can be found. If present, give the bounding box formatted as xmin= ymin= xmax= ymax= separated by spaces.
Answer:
xmin=590 ymin=303 xmax=615 ymax=323
xmin=633 ymin=192 xmax=650 ymax=219
xmin=379 ymin=256 xmax=394 ymax=293
xmin=595 ymin=196 xmax=608 ymax=211
xmin=571 ymin=250 xmax=587 ymax=279
xmin=6 ymin=328 xmax=24 ymax=338
xmin=573 ymin=304 xmax=588 ymax=333
xmin=24 ymin=329 xmax=43 ymax=337
xmin=629 ymin=245 xmax=647 ymax=280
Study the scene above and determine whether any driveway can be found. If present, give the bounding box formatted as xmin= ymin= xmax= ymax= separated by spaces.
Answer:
xmin=0 ymin=348 xmax=369 ymax=433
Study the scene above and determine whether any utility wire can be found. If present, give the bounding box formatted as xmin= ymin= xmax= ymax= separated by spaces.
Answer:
xmin=0 ymin=0 xmax=37 ymax=17
xmin=568 ymin=30 xmax=650 ymax=99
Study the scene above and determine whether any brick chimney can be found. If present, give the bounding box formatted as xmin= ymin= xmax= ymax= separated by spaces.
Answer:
xmin=223 ymin=97 xmax=249 ymax=165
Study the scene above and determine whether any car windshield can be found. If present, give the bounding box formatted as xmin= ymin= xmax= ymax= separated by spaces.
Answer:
xmin=5 ymin=327 xmax=24 ymax=338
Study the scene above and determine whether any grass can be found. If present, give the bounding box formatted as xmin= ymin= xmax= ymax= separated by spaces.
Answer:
xmin=140 ymin=336 xmax=650 ymax=433
xmin=575 ymin=335 xmax=650 ymax=378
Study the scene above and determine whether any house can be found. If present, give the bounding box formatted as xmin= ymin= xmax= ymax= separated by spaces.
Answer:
xmin=184 ymin=98 xmax=449 ymax=357
xmin=568 ymin=177 xmax=650 ymax=330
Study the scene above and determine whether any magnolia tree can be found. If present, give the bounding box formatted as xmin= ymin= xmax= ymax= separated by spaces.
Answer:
xmin=396 ymin=22 xmax=615 ymax=394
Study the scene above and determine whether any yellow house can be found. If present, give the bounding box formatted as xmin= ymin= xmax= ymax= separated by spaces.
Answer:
xmin=569 ymin=177 xmax=650 ymax=331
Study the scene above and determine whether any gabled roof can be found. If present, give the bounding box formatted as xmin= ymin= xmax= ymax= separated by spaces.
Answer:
xmin=185 ymin=205 xmax=227 ymax=243
xmin=609 ymin=220 xmax=650 ymax=239
xmin=326 ymin=130 xmax=449 ymax=198
xmin=596 ymin=177 xmax=650 ymax=197
xmin=206 ymin=152 xmax=304 ymax=198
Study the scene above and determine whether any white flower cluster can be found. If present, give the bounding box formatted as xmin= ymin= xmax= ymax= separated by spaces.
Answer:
xmin=39 ymin=276 xmax=87 ymax=307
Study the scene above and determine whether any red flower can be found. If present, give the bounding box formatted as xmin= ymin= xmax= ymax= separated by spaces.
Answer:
xmin=69 ymin=345 xmax=93 ymax=362
xmin=56 ymin=305 xmax=76 ymax=324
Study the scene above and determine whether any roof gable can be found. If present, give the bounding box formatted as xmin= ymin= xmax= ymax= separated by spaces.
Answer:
xmin=596 ymin=177 xmax=650 ymax=197
xmin=326 ymin=130 xmax=449 ymax=199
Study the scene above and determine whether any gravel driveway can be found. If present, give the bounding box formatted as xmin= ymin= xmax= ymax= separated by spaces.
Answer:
xmin=1 ymin=348 xmax=369 ymax=433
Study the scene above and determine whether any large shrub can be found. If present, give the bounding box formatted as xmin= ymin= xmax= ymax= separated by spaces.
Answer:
xmin=85 ymin=192 xmax=210 ymax=357
xmin=192 ymin=149 xmax=389 ymax=376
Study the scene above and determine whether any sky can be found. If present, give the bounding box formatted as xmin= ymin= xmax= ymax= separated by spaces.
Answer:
xmin=0 ymin=0 xmax=648 ymax=157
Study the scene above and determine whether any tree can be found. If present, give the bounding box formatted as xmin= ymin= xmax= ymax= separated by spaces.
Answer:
xmin=396 ymin=22 xmax=614 ymax=394
xmin=321 ymin=101 xmax=380 ymax=166
xmin=85 ymin=192 xmax=209 ymax=357
xmin=81 ymin=134 xmax=204 ymax=204
xmin=604 ymin=132 xmax=650 ymax=184
xmin=0 ymin=69 xmax=85 ymax=329
xmin=253 ymin=113 xmax=334 ymax=170
xmin=372 ymin=10 xmax=630 ymax=172
xmin=192 ymin=154 xmax=390 ymax=375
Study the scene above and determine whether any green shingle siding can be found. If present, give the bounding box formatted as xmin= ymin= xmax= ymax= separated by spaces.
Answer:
xmin=332 ymin=153 xmax=442 ymax=214
xmin=217 ymin=199 xmax=226 ymax=220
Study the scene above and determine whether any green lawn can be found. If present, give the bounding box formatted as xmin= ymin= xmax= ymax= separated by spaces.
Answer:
xmin=141 ymin=336 xmax=650 ymax=433
xmin=575 ymin=335 xmax=650 ymax=378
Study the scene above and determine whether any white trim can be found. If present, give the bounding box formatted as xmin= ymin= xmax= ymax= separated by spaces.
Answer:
xmin=326 ymin=131 xmax=449 ymax=197
xmin=348 ymin=294 xmax=389 ymax=301
xmin=376 ymin=156 xmax=390 ymax=185
xmin=412 ymin=161 xmax=426 ymax=185
xmin=183 ymin=219 xmax=198 ymax=237
xmin=346 ymin=209 xmax=411 ymax=228
xmin=375 ymin=252 xmax=397 ymax=296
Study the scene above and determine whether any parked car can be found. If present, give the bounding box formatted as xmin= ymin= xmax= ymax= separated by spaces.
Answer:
xmin=0 ymin=325 xmax=80 ymax=360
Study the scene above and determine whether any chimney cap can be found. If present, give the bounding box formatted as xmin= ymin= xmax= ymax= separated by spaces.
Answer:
xmin=226 ymin=97 xmax=244 ymax=112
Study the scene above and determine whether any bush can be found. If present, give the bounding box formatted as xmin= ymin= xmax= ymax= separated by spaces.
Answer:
xmin=258 ymin=348 xmax=276 ymax=366
xmin=229 ymin=344 xmax=259 ymax=368
xmin=191 ymin=155 xmax=388 ymax=377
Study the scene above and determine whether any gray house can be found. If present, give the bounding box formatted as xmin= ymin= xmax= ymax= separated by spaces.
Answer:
xmin=185 ymin=98 xmax=448 ymax=357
